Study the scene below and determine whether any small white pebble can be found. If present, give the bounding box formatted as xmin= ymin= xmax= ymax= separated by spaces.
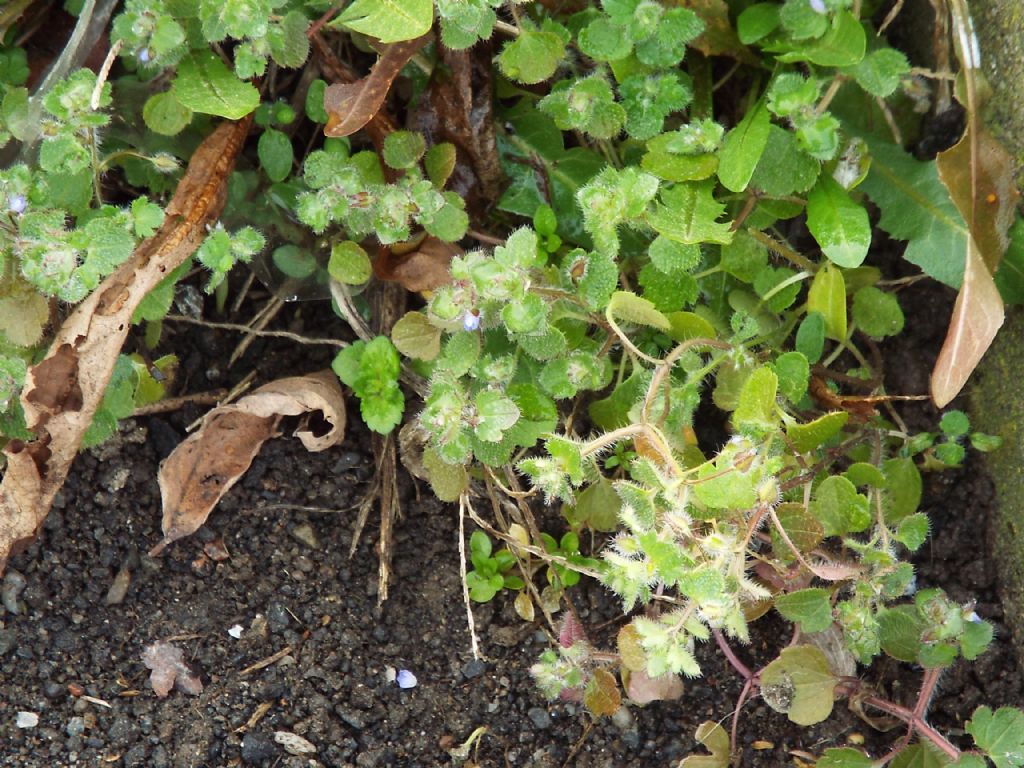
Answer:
xmin=16 ymin=712 xmax=39 ymax=729
xmin=384 ymin=666 xmax=397 ymax=683
xmin=274 ymin=731 xmax=317 ymax=755
xmin=397 ymin=669 xmax=418 ymax=689
xmin=228 ymin=624 xmax=244 ymax=639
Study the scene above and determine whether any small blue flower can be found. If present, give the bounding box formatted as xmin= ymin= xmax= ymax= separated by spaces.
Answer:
xmin=967 ymin=610 xmax=983 ymax=624
xmin=808 ymin=0 xmax=827 ymax=13
xmin=396 ymin=669 xmax=417 ymax=689
xmin=138 ymin=47 xmax=152 ymax=64
xmin=463 ymin=310 xmax=481 ymax=332
xmin=7 ymin=194 xmax=26 ymax=215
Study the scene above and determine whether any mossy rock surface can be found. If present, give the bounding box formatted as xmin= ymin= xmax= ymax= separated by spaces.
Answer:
xmin=971 ymin=308 xmax=1024 ymax=655
xmin=971 ymin=0 xmax=1024 ymax=177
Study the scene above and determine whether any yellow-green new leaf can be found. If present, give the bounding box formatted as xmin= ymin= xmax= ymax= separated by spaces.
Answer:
xmin=607 ymin=291 xmax=671 ymax=332
xmin=807 ymin=263 xmax=847 ymax=341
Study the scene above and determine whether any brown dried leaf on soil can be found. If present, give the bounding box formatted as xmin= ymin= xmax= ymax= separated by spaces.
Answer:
xmin=323 ymin=35 xmax=428 ymax=139
xmin=152 ymin=370 xmax=345 ymax=556
xmin=374 ymin=235 xmax=460 ymax=292
xmin=142 ymin=641 xmax=203 ymax=698
xmin=0 ymin=117 xmax=252 ymax=575
xmin=936 ymin=124 xmax=1020 ymax=271
xmin=625 ymin=668 xmax=685 ymax=705
xmin=931 ymin=238 xmax=1005 ymax=408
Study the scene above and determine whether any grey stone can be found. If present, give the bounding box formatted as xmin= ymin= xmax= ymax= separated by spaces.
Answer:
xmin=527 ymin=707 xmax=551 ymax=730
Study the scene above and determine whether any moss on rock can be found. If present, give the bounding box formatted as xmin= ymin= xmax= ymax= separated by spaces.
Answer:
xmin=971 ymin=0 xmax=1024 ymax=177
xmin=971 ymin=308 xmax=1024 ymax=653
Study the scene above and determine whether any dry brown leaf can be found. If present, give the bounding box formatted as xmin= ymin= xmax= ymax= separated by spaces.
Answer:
xmin=408 ymin=45 xmax=502 ymax=215
xmin=931 ymin=239 xmax=1005 ymax=407
xmin=323 ymin=35 xmax=428 ymax=139
xmin=680 ymin=0 xmax=759 ymax=65
xmin=929 ymin=2 xmax=1013 ymax=407
xmin=936 ymin=124 xmax=1020 ymax=272
xmin=0 ymin=118 xmax=251 ymax=575
xmin=374 ymin=236 xmax=460 ymax=292
xmin=152 ymin=370 xmax=345 ymax=556
xmin=142 ymin=641 xmax=203 ymax=698
xmin=625 ymin=669 xmax=685 ymax=705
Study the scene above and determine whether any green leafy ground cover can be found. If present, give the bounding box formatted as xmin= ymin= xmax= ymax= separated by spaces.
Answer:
xmin=2 ymin=0 xmax=1023 ymax=763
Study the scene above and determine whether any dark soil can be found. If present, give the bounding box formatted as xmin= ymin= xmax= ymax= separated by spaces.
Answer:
xmin=1 ymin=276 xmax=1021 ymax=768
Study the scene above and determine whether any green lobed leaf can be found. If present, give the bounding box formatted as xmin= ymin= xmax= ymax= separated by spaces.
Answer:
xmin=775 ymin=588 xmax=834 ymax=633
xmin=817 ymin=748 xmax=874 ymax=768
xmin=883 ymin=456 xmax=922 ymax=524
xmin=877 ymin=605 xmax=925 ymax=663
xmin=269 ymin=10 xmax=311 ymax=69
xmin=749 ymin=124 xmax=820 ymax=197
xmin=383 ymin=130 xmax=427 ymax=170
xmin=736 ymin=3 xmax=780 ymax=44
xmin=848 ymin=48 xmax=910 ymax=99
xmin=806 ymin=176 xmax=871 ymax=268
xmin=329 ymin=241 xmax=372 ymax=286
xmin=890 ymin=743 xmax=954 ymax=768
xmin=694 ymin=457 xmax=756 ymax=510
xmin=811 ymin=475 xmax=870 ymax=536
xmin=497 ymin=20 xmax=569 ymax=85
xmin=852 ymin=286 xmax=904 ymax=338
xmin=336 ymin=0 xmax=433 ymax=43
xmin=759 ymin=645 xmax=838 ymax=725
xmin=424 ymin=143 xmax=457 ymax=188
xmin=772 ymin=351 xmax=809 ymax=403
xmin=173 ymin=51 xmax=259 ymax=119
xmin=422 ymin=446 xmax=468 ymax=501
xmin=895 ymin=513 xmax=929 ymax=551
xmin=143 ymin=91 xmax=193 ymax=136
xmin=794 ymin=311 xmax=827 ymax=362
xmin=733 ymin=367 xmax=779 ymax=433
xmin=647 ymin=180 xmax=733 ymax=245
xmin=679 ymin=720 xmax=730 ymax=768
xmin=771 ymin=502 xmax=824 ymax=562
xmin=474 ymin=390 xmax=520 ymax=443
xmin=583 ymin=668 xmax=622 ymax=717
xmin=779 ymin=0 xmax=828 ymax=40
xmin=775 ymin=11 xmax=866 ymax=68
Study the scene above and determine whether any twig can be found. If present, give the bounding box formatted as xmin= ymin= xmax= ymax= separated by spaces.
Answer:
xmin=229 ymin=296 xmax=285 ymax=367
xmin=164 ymin=313 xmax=348 ymax=347
xmin=239 ymin=645 xmax=293 ymax=676
xmin=459 ymin=493 xmax=483 ymax=660
xmin=132 ymin=388 xmax=228 ymax=417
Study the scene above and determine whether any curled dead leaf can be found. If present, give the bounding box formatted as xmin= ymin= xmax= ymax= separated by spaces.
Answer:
xmin=0 ymin=118 xmax=251 ymax=575
xmin=374 ymin=236 xmax=460 ymax=293
xmin=931 ymin=239 xmax=1005 ymax=407
xmin=323 ymin=35 xmax=428 ymax=139
xmin=152 ymin=371 xmax=345 ymax=556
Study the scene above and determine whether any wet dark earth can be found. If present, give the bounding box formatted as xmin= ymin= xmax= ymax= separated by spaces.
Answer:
xmin=1 ymin=282 xmax=1022 ymax=768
